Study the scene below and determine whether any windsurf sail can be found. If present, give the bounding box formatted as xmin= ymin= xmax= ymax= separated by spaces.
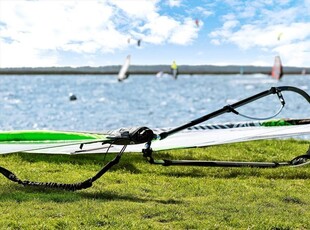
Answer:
xmin=271 ymin=56 xmax=283 ymax=80
xmin=1 ymin=86 xmax=310 ymax=191
xmin=0 ymin=130 xmax=108 ymax=155
xmin=156 ymin=71 xmax=164 ymax=78
xmin=118 ymin=55 xmax=131 ymax=81
xmin=1 ymin=118 xmax=308 ymax=155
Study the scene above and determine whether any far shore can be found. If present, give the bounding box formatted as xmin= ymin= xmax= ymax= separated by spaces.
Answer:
xmin=0 ymin=65 xmax=308 ymax=75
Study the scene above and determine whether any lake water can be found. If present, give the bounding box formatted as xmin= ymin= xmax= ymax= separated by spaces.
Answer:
xmin=0 ymin=74 xmax=309 ymax=131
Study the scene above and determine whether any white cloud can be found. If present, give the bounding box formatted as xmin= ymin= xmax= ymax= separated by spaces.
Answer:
xmin=210 ymin=39 xmax=221 ymax=45
xmin=1 ymin=41 xmax=58 ymax=67
xmin=111 ymin=0 xmax=159 ymax=19
xmin=212 ymin=22 xmax=310 ymax=50
xmin=195 ymin=6 xmax=213 ymax=17
xmin=139 ymin=14 xmax=178 ymax=44
xmin=305 ymin=0 xmax=310 ymax=13
xmin=238 ymin=6 xmax=256 ymax=18
xmin=169 ymin=18 xmax=199 ymax=45
xmin=209 ymin=19 xmax=239 ymax=41
xmin=168 ymin=0 xmax=182 ymax=7
xmin=1 ymin=0 xmax=307 ymax=67
xmin=139 ymin=14 xmax=198 ymax=45
xmin=0 ymin=0 xmax=199 ymax=67
xmin=209 ymin=1 xmax=310 ymax=66
xmin=0 ymin=0 xmax=120 ymax=66
xmin=260 ymin=7 xmax=300 ymax=25
xmin=273 ymin=40 xmax=310 ymax=66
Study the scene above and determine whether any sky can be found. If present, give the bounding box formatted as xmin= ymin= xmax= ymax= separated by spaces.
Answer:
xmin=0 ymin=0 xmax=309 ymax=68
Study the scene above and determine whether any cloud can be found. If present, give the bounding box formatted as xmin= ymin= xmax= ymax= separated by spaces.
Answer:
xmin=1 ymin=41 xmax=58 ymax=67
xmin=209 ymin=18 xmax=239 ymax=45
xmin=195 ymin=6 xmax=214 ymax=17
xmin=211 ymin=21 xmax=310 ymax=50
xmin=273 ymin=40 xmax=310 ymax=66
xmin=139 ymin=14 xmax=198 ymax=45
xmin=169 ymin=18 xmax=199 ymax=45
xmin=1 ymin=0 xmax=307 ymax=67
xmin=0 ymin=0 xmax=199 ymax=67
xmin=111 ymin=0 xmax=159 ymax=19
xmin=0 ymin=1 xmax=120 ymax=66
xmin=168 ymin=0 xmax=182 ymax=7
xmin=209 ymin=0 xmax=310 ymax=66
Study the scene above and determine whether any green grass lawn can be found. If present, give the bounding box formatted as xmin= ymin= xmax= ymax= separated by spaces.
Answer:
xmin=1 ymin=139 xmax=310 ymax=229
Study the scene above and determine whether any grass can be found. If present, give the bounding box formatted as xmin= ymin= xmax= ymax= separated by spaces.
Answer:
xmin=1 ymin=139 xmax=310 ymax=229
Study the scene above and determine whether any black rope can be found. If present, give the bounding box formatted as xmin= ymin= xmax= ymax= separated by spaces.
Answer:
xmin=0 ymin=165 xmax=92 ymax=191
xmin=0 ymin=145 xmax=127 ymax=191
xmin=224 ymin=88 xmax=286 ymax=121
xmin=0 ymin=127 xmax=154 ymax=191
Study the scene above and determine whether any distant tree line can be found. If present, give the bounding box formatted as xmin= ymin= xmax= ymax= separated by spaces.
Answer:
xmin=0 ymin=65 xmax=308 ymax=75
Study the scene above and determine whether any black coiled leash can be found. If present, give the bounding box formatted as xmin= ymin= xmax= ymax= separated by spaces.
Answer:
xmin=0 ymin=127 xmax=154 ymax=191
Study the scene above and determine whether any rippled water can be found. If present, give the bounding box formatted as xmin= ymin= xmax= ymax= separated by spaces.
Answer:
xmin=0 ymin=74 xmax=309 ymax=131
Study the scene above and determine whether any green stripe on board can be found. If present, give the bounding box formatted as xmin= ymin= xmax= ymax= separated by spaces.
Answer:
xmin=0 ymin=130 xmax=105 ymax=142
xmin=261 ymin=119 xmax=310 ymax=127
xmin=261 ymin=119 xmax=292 ymax=127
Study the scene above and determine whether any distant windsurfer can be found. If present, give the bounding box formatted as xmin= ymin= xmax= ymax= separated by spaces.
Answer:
xmin=118 ymin=55 xmax=131 ymax=82
xmin=118 ymin=73 xmax=129 ymax=82
xmin=137 ymin=39 xmax=141 ymax=47
xmin=171 ymin=60 xmax=178 ymax=79
xmin=271 ymin=56 xmax=283 ymax=80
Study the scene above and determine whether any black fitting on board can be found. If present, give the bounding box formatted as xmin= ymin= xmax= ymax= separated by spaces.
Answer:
xmin=223 ymin=104 xmax=239 ymax=115
xmin=106 ymin=126 xmax=154 ymax=145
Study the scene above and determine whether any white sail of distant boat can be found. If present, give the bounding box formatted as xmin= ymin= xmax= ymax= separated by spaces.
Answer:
xmin=118 ymin=55 xmax=131 ymax=81
xmin=156 ymin=71 xmax=164 ymax=78
xmin=271 ymin=56 xmax=283 ymax=80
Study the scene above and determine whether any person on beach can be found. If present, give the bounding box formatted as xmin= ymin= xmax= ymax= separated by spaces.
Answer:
xmin=171 ymin=60 xmax=178 ymax=79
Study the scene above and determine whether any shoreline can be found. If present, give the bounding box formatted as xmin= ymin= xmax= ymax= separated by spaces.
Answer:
xmin=0 ymin=65 xmax=308 ymax=75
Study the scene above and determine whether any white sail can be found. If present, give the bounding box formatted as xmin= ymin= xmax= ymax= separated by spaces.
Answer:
xmin=118 ymin=55 xmax=131 ymax=81
xmin=271 ymin=56 xmax=283 ymax=80
xmin=1 ymin=120 xmax=309 ymax=155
